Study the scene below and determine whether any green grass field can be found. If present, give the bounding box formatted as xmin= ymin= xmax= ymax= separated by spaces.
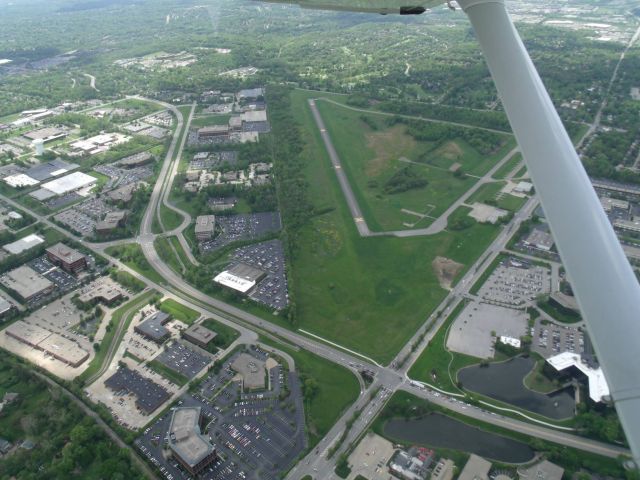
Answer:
xmin=201 ymin=318 xmax=241 ymax=350
xmin=288 ymin=90 xmax=502 ymax=364
xmin=467 ymin=182 xmax=527 ymax=212
xmin=407 ymin=300 xmax=479 ymax=392
xmin=190 ymin=114 xmax=231 ymax=127
xmin=154 ymin=237 xmax=183 ymax=273
xmin=492 ymin=153 xmax=523 ymax=179
xmin=148 ymin=359 xmax=189 ymax=386
xmin=169 ymin=236 xmax=193 ymax=268
xmin=105 ymin=243 xmax=165 ymax=285
xmin=159 ymin=298 xmax=200 ymax=325
xmin=314 ymin=99 xmax=514 ymax=231
xmin=259 ymin=337 xmax=360 ymax=448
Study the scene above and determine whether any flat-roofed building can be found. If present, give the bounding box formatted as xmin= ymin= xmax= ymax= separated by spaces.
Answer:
xmin=458 ymin=455 xmax=491 ymax=480
xmin=613 ymin=218 xmax=640 ymax=233
xmin=523 ymin=228 xmax=554 ymax=251
xmin=2 ymin=234 xmax=44 ymax=255
xmin=237 ymin=88 xmax=264 ymax=102
xmin=600 ymin=196 xmax=630 ymax=212
xmin=115 ymin=151 xmax=154 ymax=168
xmin=5 ymin=321 xmax=51 ymax=348
xmin=431 ymin=459 xmax=455 ymax=480
xmin=134 ymin=311 xmax=171 ymax=343
xmin=518 ymin=460 xmax=564 ymax=480
xmin=0 ymin=266 xmax=54 ymax=302
xmin=197 ymin=125 xmax=229 ymax=138
xmin=231 ymin=353 xmax=266 ymax=391
xmin=194 ymin=215 xmax=216 ymax=241
xmin=37 ymin=171 xmax=96 ymax=197
xmin=78 ymin=277 xmax=125 ymax=306
xmin=96 ymin=211 xmax=127 ymax=234
xmin=214 ymin=263 xmax=266 ymax=294
xmin=46 ymin=243 xmax=87 ymax=274
xmin=168 ymin=407 xmax=217 ymax=476
xmin=107 ymin=183 xmax=138 ymax=203
xmin=183 ymin=324 xmax=216 ymax=349
xmin=0 ymin=296 xmax=13 ymax=317
xmin=23 ymin=127 xmax=67 ymax=143
xmin=5 ymin=321 xmax=89 ymax=367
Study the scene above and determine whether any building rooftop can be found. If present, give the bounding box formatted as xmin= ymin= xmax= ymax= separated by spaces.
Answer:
xmin=169 ymin=407 xmax=215 ymax=467
xmin=518 ymin=460 xmax=564 ymax=480
xmin=459 ymin=454 xmax=491 ymax=480
xmin=25 ymin=158 xmax=78 ymax=182
xmin=96 ymin=211 xmax=127 ymax=231
xmin=198 ymin=125 xmax=229 ymax=135
xmin=195 ymin=215 xmax=216 ymax=234
xmin=136 ymin=311 xmax=171 ymax=342
xmin=0 ymin=266 xmax=53 ymax=300
xmin=524 ymin=228 xmax=554 ymax=250
xmin=547 ymin=352 xmax=610 ymax=402
xmin=40 ymin=172 xmax=96 ymax=196
xmin=214 ymin=263 xmax=266 ymax=293
xmin=231 ymin=353 xmax=267 ymax=391
xmin=78 ymin=277 xmax=125 ymax=304
xmin=46 ymin=243 xmax=85 ymax=264
xmin=3 ymin=233 xmax=44 ymax=255
xmin=184 ymin=324 xmax=217 ymax=345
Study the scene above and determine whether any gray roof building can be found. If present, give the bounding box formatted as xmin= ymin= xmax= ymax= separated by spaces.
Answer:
xmin=168 ymin=407 xmax=216 ymax=475
xmin=134 ymin=311 xmax=171 ymax=343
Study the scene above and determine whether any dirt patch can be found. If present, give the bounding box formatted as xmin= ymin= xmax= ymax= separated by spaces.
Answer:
xmin=436 ymin=141 xmax=464 ymax=160
xmin=432 ymin=256 xmax=464 ymax=290
xmin=365 ymin=125 xmax=417 ymax=178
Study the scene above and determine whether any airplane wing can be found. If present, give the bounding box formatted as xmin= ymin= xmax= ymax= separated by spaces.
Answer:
xmin=253 ymin=0 xmax=445 ymax=15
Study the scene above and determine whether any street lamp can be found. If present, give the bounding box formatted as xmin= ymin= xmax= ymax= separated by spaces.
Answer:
xmin=255 ymin=0 xmax=640 ymax=465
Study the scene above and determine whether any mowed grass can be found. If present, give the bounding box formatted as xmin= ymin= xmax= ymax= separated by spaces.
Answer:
xmin=148 ymin=359 xmax=189 ymax=386
xmin=467 ymin=182 xmax=527 ymax=212
xmin=260 ymin=337 xmax=359 ymax=448
xmin=105 ymin=244 xmax=165 ymax=285
xmin=493 ymin=152 xmax=523 ymax=179
xmin=315 ymin=99 xmax=514 ymax=231
xmin=159 ymin=298 xmax=200 ymax=325
xmin=407 ymin=300 xmax=479 ymax=392
xmin=290 ymin=90 xmax=502 ymax=364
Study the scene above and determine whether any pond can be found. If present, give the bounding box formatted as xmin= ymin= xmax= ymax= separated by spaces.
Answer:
xmin=457 ymin=356 xmax=575 ymax=420
xmin=384 ymin=413 xmax=535 ymax=464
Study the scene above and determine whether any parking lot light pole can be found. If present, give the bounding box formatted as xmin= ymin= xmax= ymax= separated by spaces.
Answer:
xmin=458 ymin=0 xmax=640 ymax=465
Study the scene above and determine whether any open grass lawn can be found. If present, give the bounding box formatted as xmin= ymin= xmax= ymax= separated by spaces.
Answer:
xmin=169 ymin=236 xmax=193 ymax=268
xmin=105 ymin=243 xmax=165 ymax=285
xmin=190 ymin=114 xmax=231 ymax=127
xmin=148 ymin=359 xmax=189 ymax=386
xmin=493 ymin=152 xmax=523 ymax=179
xmin=407 ymin=300 xmax=479 ymax=392
xmin=524 ymin=353 xmax=559 ymax=394
xmin=467 ymin=182 xmax=527 ymax=212
xmin=314 ymin=99 xmax=514 ymax=231
xmin=154 ymin=237 xmax=183 ymax=274
xmin=259 ymin=337 xmax=360 ymax=448
xmin=289 ymin=90 xmax=502 ymax=364
xmin=201 ymin=318 xmax=241 ymax=350
xmin=159 ymin=203 xmax=184 ymax=232
xmin=159 ymin=298 xmax=200 ymax=325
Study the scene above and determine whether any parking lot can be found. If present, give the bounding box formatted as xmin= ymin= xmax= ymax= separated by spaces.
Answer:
xmin=155 ymin=341 xmax=212 ymax=380
xmin=135 ymin=347 xmax=306 ymax=480
xmin=46 ymin=192 xmax=82 ymax=210
xmin=447 ymin=302 xmax=529 ymax=359
xmin=189 ymin=151 xmax=238 ymax=171
xmin=200 ymin=212 xmax=281 ymax=254
xmin=476 ymin=259 xmax=550 ymax=307
xmin=228 ymin=239 xmax=289 ymax=310
xmin=94 ymin=163 xmax=154 ymax=189
xmin=531 ymin=319 xmax=585 ymax=359
xmin=29 ymin=256 xmax=79 ymax=290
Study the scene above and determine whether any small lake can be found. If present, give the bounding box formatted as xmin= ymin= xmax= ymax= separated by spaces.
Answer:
xmin=384 ymin=413 xmax=534 ymax=464
xmin=458 ymin=356 xmax=575 ymax=420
